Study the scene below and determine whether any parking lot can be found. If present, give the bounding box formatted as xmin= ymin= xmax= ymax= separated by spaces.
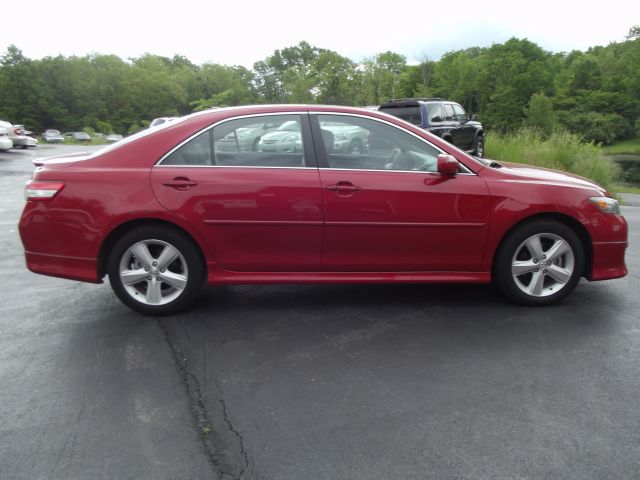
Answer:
xmin=1 ymin=145 xmax=639 ymax=479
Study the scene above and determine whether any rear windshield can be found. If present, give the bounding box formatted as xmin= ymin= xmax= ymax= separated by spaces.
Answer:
xmin=378 ymin=106 xmax=422 ymax=125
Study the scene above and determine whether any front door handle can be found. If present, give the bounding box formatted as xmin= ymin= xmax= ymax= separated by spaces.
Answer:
xmin=326 ymin=181 xmax=362 ymax=196
xmin=163 ymin=177 xmax=198 ymax=190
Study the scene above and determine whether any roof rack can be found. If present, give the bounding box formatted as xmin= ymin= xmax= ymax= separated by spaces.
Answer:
xmin=381 ymin=97 xmax=443 ymax=104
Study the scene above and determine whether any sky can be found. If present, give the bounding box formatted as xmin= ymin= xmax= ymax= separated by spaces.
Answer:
xmin=1 ymin=0 xmax=638 ymax=67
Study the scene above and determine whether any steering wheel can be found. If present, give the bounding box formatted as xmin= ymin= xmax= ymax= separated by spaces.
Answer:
xmin=385 ymin=148 xmax=417 ymax=171
xmin=385 ymin=148 xmax=401 ymax=170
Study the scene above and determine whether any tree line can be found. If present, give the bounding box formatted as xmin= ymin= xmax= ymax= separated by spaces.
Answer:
xmin=1 ymin=28 xmax=639 ymax=144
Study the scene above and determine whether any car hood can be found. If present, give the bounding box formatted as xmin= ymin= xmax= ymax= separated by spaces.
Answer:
xmin=490 ymin=160 xmax=608 ymax=194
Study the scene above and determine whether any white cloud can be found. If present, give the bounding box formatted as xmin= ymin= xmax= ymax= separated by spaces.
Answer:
xmin=1 ymin=0 xmax=637 ymax=66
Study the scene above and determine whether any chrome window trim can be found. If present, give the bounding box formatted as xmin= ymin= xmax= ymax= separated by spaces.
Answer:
xmin=154 ymin=109 xmax=477 ymax=175
xmin=318 ymin=167 xmax=476 ymax=176
xmin=155 ymin=111 xmax=311 ymax=168
xmin=311 ymin=111 xmax=476 ymax=175
xmin=154 ymin=164 xmax=315 ymax=170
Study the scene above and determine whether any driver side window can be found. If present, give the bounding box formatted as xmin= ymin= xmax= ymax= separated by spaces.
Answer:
xmin=317 ymin=115 xmax=441 ymax=172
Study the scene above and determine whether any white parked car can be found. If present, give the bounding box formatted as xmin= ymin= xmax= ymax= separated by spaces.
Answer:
xmin=319 ymin=121 xmax=369 ymax=154
xmin=150 ymin=117 xmax=179 ymax=128
xmin=0 ymin=125 xmax=12 ymax=151
xmin=15 ymin=125 xmax=38 ymax=148
xmin=0 ymin=120 xmax=32 ymax=149
xmin=105 ymin=133 xmax=124 ymax=143
xmin=256 ymin=120 xmax=302 ymax=153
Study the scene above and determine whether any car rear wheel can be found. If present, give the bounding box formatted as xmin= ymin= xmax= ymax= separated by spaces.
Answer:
xmin=107 ymin=226 xmax=205 ymax=315
xmin=495 ymin=220 xmax=584 ymax=305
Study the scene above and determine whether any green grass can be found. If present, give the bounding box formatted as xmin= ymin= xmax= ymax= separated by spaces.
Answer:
xmin=604 ymin=137 xmax=640 ymax=155
xmin=485 ymin=128 xmax=621 ymax=192
xmin=613 ymin=183 xmax=640 ymax=194
xmin=61 ymin=137 xmax=108 ymax=146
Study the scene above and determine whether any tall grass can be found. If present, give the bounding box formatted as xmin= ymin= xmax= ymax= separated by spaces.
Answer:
xmin=604 ymin=137 xmax=640 ymax=155
xmin=485 ymin=128 xmax=621 ymax=191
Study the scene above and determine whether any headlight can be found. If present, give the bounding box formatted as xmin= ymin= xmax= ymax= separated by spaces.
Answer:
xmin=589 ymin=196 xmax=621 ymax=214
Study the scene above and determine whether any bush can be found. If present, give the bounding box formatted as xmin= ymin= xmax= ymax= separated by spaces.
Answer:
xmin=611 ymin=155 xmax=640 ymax=184
xmin=96 ymin=120 xmax=114 ymax=134
xmin=485 ymin=127 xmax=621 ymax=191
xmin=128 ymin=122 xmax=146 ymax=135
xmin=559 ymin=111 xmax=629 ymax=145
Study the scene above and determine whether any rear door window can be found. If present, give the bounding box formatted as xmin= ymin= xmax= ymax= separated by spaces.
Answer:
xmin=161 ymin=114 xmax=308 ymax=168
xmin=426 ymin=103 xmax=444 ymax=124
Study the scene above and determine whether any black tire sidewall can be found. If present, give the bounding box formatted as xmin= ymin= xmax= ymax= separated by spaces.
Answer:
xmin=474 ymin=136 xmax=484 ymax=157
xmin=107 ymin=225 xmax=204 ymax=315
xmin=495 ymin=220 xmax=584 ymax=305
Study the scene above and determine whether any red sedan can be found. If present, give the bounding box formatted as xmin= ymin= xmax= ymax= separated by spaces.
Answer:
xmin=18 ymin=105 xmax=628 ymax=315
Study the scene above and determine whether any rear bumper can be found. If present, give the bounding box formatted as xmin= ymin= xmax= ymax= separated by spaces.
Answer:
xmin=588 ymin=241 xmax=628 ymax=281
xmin=11 ymin=137 xmax=29 ymax=147
xmin=24 ymin=251 xmax=101 ymax=283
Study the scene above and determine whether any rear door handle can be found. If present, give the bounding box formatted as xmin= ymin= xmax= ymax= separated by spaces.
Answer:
xmin=163 ymin=177 xmax=198 ymax=190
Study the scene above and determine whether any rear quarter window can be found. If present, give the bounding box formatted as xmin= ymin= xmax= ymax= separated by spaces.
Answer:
xmin=379 ymin=106 xmax=422 ymax=125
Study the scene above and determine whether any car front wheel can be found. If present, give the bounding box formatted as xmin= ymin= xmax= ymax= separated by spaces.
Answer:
xmin=473 ymin=136 xmax=484 ymax=158
xmin=495 ymin=220 xmax=584 ymax=305
xmin=107 ymin=226 xmax=205 ymax=315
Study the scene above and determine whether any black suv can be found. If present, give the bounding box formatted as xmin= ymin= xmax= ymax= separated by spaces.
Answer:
xmin=378 ymin=98 xmax=485 ymax=157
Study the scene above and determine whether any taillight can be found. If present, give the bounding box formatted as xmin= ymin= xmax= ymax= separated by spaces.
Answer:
xmin=24 ymin=180 xmax=65 ymax=200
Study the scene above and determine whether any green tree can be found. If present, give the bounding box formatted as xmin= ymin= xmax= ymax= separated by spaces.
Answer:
xmin=523 ymin=92 xmax=557 ymax=135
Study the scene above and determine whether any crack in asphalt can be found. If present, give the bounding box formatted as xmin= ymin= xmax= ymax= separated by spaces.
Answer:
xmin=214 ymin=380 xmax=250 ymax=479
xmin=158 ymin=319 xmax=223 ymax=480
xmin=159 ymin=318 xmax=250 ymax=480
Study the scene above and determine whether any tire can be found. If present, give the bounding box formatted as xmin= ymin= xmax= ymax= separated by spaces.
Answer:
xmin=348 ymin=139 xmax=363 ymax=155
xmin=473 ymin=136 xmax=484 ymax=158
xmin=494 ymin=220 xmax=584 ymax=305
xmin=107 ymin=225 xmax=205 ymax=315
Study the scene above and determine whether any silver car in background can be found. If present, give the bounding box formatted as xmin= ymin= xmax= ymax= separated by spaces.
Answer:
xmin=43 ymin=129 xmax=65 ymax=143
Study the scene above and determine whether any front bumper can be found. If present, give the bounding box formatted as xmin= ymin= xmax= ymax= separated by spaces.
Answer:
xmin=588 ymin=240 xmax=628 ymax=281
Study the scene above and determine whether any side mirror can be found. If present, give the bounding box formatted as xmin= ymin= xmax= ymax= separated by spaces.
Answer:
xmin=437 ymin=154 xmax=459 ymax=176
xmin=470 ymin=113 xmax=477 ymax=121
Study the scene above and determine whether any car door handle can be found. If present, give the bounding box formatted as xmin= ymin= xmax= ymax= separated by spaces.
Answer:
xmin=163 ymin=177 xmax=198 ymax=190
xmin=326 ymin=182 xmax=361 ymax=195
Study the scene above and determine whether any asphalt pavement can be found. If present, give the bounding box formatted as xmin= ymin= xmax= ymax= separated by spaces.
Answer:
xmin=1 ymin=145 xmax=639 ymax=479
